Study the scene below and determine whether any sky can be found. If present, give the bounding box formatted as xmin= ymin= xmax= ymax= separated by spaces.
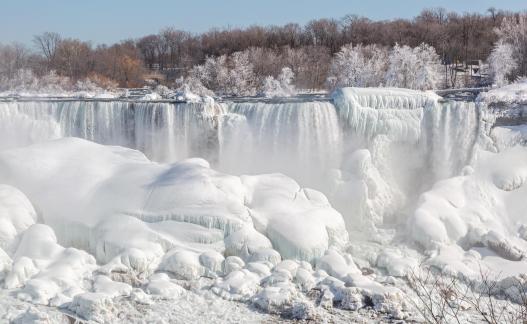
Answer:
xmin=1 ymin=0 xmax=526 ymax=46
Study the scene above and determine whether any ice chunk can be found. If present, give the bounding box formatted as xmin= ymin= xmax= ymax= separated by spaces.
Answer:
xmin=158 ymin=249 xmax=205 ymax=280
xmin=92 ymin=275 xmax=132 ymax=298
xmin=243 ymin=174 xmax=348 ymax=262
xmin=4 ymin=224 xmax=96 ymax=305
xmin=315 ymin=249 xmax=361 ymax=280
xmin=0 ymin=185 xmax=37 ymax=253
xmin=68 ymin=292 xmax=114 ymax=322
xmin=212 ymin=269 xmax=261 ymax=301
xmin=146 ymin=273 xmax=185 ymax=298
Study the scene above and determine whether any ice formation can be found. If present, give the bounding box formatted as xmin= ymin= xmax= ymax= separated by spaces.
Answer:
xmin=0 ymin=85 xmax=526 ymax=322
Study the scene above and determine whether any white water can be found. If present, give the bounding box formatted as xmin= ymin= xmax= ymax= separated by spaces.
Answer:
xmin=0 ymin=90 xmax=483 ymax=226
xmin=218 ymin=101 xmax=341 ymax=189
xmin=0 ymin=100 xmax=222 ymax=162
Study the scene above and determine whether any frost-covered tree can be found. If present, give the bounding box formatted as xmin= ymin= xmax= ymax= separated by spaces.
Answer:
xmin=385 ymin=43 xmax=441 ymax=90
xmin=187 ymin=55 xmax=229 ymax=93
xmin=0 ymin=43 xmax=30 ymax=81
xmin=261 ymin=67 xmax=296 ymax=97
xmin=494 ymin=14 xmax=527 ymax=80
xmin=0 ymin=69 xmax=38 ymax=92
xmin=413 ymin=43 xmax=442 ymax=90
xmin=0 ymin=69 xmax=71 ymax=93
xmin=184 ymin=51 xmax=257 ymax=96
xmin=175 ymin=76 xmax=214 ymax=97
xmin=488 ymin=41 xmax=518 ymax=86
xmin=326 ymin=43 xmax=388 ymax=89
xmin=226 ymin=51 xmax=257 ymax=96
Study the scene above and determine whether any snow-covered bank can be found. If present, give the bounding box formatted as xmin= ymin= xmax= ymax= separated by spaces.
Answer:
xmin=0 ymin=85 xmax=526 ymax=322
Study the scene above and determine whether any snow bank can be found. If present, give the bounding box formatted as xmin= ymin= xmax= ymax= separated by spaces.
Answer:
xmin=410 ymin=147 xmax=527 ymax=279
xmin=242 ymin=175 xmax=348 ymax=261
xmin=0 ymin=185 xmax=38 ymax=253
xmin=491 ymin=125 xmax=527 ymax=150
xmin=5 ymin=223 xmax=96 ymax=306
xmin=0 ymin=138 xmax=347 ymax=268
xmin=478 ymin=79 xmax=527 ymax=105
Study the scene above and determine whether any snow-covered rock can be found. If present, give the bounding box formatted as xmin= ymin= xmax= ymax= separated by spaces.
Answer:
xmin=5 ymin=224 xmax=96 ymax=306
xmin=0 ymin=185 xmax=37 ymax=253
xmin=478 ymin=79 xmax=527 ymax=105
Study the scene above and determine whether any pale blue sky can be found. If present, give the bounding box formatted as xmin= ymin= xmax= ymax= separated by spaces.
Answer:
xmin=1 ymin=0 xmax=525 ymax=45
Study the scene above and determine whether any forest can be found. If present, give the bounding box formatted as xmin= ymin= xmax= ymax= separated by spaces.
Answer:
xmin=0 ymin=7 xmax=526 ymax=96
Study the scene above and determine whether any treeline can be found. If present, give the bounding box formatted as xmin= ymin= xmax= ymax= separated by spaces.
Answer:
xmin=0 ymin=7 xmax=525 ymax=93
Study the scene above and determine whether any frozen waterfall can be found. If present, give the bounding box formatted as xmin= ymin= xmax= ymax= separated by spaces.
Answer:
xmin=0 ymin=89 xmax=485 ymax=227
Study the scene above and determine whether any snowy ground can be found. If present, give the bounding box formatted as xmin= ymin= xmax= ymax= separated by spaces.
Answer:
xmin=0 ymin=85 xmax=526 ymax=323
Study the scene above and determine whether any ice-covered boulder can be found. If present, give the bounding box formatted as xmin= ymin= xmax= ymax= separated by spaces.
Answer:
xmin=68 ymin=292 xmax=115 ymax=322
xmin=315 ymin=249 xmax=361 ymax=281
xmin=410 ymin=147 xmax=527 ymax=252
xmin=158 ymin=248 xmax=205 ymax=280
xmin=4 ymin=224 xmax=96 ymax=306
xmin=0 ymin=185 xmax=37 ymax=253
xmin=145 ymin=273 xmax=186 ymax=298
xmin=212 ymin=269 xmax=261 ymax=301
xmin=242 ymin=174 xmax=348 ymax=261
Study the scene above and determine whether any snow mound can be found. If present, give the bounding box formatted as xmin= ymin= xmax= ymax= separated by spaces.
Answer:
xmin=0 ymin=185 xmax=37 ymax=253
xmin=410 ymin=146 xmax=527 ymax=276
xmin=5 ymin=224 xmax=96 ymax=306
xmin=0 ymin=138 xmax=347 ymax=269
xmin=478 ymin=79 xmax=527 ymax=105
xmin=492 ymin=125 xmax=527 ymax=150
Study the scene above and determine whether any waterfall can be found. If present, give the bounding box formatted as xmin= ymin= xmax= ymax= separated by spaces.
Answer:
xmin=217 ymin=101 xmax=342 ymax=189
xmin=0 ymin=89 xmax=487 ymax=227
xmin=0 ymin=100 xmax=222 ymax=162
xmin=422 ymin=100 xmax=482 ymax=181
xmin=329 ymin=88 xmax=483 ymax=226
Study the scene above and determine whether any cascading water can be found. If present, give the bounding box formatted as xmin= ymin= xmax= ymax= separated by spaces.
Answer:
xmin=330 ymin=88 xmax=484 ymax=228
xmin=0 ymin=89 xmax=486 ymax=230
xmin=0 ymin=100 xmax=222 ymax=162
xmin=422 ymin=100 xmax=482 ymax=181
xmin=218 ymin=101 xmax=342 ymax=189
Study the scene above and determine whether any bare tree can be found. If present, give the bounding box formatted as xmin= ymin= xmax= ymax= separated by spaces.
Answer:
xmin=407 ymin=265 xmax=527 ymax=324
xmin=33 ymin=32 xmax=62 ymax=70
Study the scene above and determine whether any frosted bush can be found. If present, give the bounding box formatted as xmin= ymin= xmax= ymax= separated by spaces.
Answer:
xmin=327 ymin=44 xmax=388 ymax=89
xmin=226 ymin=51 xmax=257 ymax=96
xmin=261 ymin=67 xmax=296 ymax=97
xmin=176 ymin=77 xmax=214 ymax=97
xmin=39 ymin=71 xmax=71 ymax=93
xmin=0 ymin=69 xmax=39 ymax=92
xmin=385 ymin=43 xmax=441 ymax=90
xmin=0 ymin=69 xmax=72 ymax=94
xmin=184 ymin=51 xmax=257 ymax=97
xmin=488 ymin=41 xmax=518 ymax=87
xmin=75 ymin=78 xmax=102 ymax=93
